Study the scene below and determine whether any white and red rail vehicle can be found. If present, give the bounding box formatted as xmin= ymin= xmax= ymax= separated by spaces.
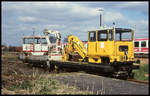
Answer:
xmin=22 ymin=36 xmax=49 ymax=55
xmin=134 ymin=38 xmax=149 ymax=57
xmin=19 ymin=29 xmax=63 ymax=62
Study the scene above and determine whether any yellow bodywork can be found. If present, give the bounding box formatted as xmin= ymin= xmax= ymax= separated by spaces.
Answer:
xmin=62 ymin=28 xmax=134 ymax=64
xmin=88 ymin=29 xmax=134 ymax=63
xmin=88 ymin=41 xmax=134 ymax=63
xmin=62 ymin=35 xmax=87 ymax=61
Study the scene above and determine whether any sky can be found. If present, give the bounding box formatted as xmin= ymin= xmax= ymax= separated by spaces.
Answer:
xmin=2 ymin=1 xmax=149 ymax=46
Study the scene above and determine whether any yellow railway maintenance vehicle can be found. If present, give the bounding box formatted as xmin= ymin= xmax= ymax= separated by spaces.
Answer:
xmin=18 ymin=9 xmax=140 ymax=79
xmin=19 ymin=27 xmax=140 ymax=79
xmin=61 ymin=26 xmax=140 ymax=79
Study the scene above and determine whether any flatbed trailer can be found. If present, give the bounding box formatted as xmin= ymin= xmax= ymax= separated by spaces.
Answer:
xmin=49 ymin=60 xmax=114 ymax=73
xmin=20 ymin=55 xmax=114 ymax=73
xmin=19 ymin=55 xmax=139 ymax=79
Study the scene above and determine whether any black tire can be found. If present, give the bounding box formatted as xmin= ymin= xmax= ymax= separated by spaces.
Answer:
xmin=129 ymin=72 xmax=134 ymax=79
xmin=49 ymin=63 xmax=55 ymax=72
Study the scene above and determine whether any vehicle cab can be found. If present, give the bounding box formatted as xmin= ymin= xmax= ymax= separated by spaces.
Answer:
xmin=88 ymin=27 xmax=134 ymax=64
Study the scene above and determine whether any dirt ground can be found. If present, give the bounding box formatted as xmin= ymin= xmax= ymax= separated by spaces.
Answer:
xmin=52 ymin=73 xmax=148 ymax=94
xmin=134 ymin=58 xmax=149 ymax=64
xmin=1 ymin=53 xmax=49 ymax=89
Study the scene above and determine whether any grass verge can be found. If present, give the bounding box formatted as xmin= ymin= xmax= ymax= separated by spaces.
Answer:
xmin=2 ymin=71 xmax=93 ymax=95
xmin=133 ymin=64 xmax=149 ymax=81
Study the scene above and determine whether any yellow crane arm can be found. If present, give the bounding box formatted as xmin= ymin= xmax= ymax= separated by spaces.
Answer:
xmin=62 ymin=35 xmax=87 ymax=61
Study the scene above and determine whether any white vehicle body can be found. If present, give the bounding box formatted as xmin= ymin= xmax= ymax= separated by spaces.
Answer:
xmin=19 ymin=29 xmax=63 ymax=61
xmin=22 ymin=36 xmax=48 ymax=56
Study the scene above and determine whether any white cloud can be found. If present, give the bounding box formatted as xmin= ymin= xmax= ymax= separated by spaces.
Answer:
xmin=71 ymin=4 xmax=98 ymax=17
xmin=2 ymin=2 xmax=148 ymax=46
xmin=18 ymin=16 xmax=37 ymax=22
xmin=127 ymin=19 xmax=148 ymax=37
xmin=136 ymin=20 xmax=148 ymax=32
xmin=2 ymin=2 xmax=69 ymax=11
xmin=103 ymin=11 xmax=125 ymax=24
xmin=115 ymin=2 xmax=148 ymax=8
xmin=44 ymin=24 xmax=66 ymax=29
xmin=128 ymin=19 xmax=148 ymax=30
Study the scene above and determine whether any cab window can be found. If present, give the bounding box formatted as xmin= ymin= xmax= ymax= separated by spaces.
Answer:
xmin=41 ymin=38 xmax=47 ymax=44
xmin=98 ymin=30 xmax=107 ymax=41
xmin=89 ymin=31 xmax=96 ymax=41
xmin=141 ymin=41 xmax=146 ymax=47
xmin=109 ymin=30 xmax=113 ymax=41
xmin=116 ymin=31 xmax=132 ymax=41
xmin=134 ymin=41 xmax=139 ymax=47
xmin=23 ymin=38 xmax=33 ymax=44
xmin=34 ymin=38 xmax=40 ymax=44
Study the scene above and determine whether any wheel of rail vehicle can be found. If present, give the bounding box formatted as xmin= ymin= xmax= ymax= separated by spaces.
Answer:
xmin=129 ymin=72 xmax=134 ymax=79
xmin=128 ymin=67 xmax=134 ymax=79
xmin=46 ymin=61 xmax=55 ymax=72
xmin=113 ymin=71 xmax=128 ymax=80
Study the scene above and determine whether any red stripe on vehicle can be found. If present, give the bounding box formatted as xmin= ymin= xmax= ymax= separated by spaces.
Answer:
xmin=48 ymin=54 xmax=62 ymax=56
xmin=23 ymin=51 xmax=48 ymax=52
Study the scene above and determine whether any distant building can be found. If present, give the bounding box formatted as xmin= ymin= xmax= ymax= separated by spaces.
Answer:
xmin=1 ymin=45 xmax=7 ymax=51
xmin=15 ymin=46 xmax=22 ymax=52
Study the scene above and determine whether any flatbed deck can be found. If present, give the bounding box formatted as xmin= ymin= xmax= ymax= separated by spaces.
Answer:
xmin=50 ymin=60 xmax=115 ymax=73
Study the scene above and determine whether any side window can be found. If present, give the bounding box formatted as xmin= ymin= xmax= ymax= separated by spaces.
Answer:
xmin=41 ymin=38 xmax=47 ymax=44
xmin=23 ymin=38 xmax=33 ymax=44
xmin=116 ymin=33 xmax=120 ymax=41
xmin=37 ymin=38 xmax=40 ymax=44
xmin=109 ymin=30 xmax=113 ymax=41
xmin=141 ymin=41 xmax=146 ymax=47
xmin=134 ymin=41 xmax=139 ymax=47
xmin=49 ymin=36 xmax=56 ymax=43
xmin=33 ymin=38 xmax=40 ymax=44
xmin=98 ymin=30 xmax=107 ymax=41
xmin=89 ymin=31 xmax=96 ymax=41
xmin=23 ymin=38 xmax=26 ymax=44
xmin=34 ymin=38 xmax=37 ymax=44
xmin=29 ymin=38 xmax=33 ymax=44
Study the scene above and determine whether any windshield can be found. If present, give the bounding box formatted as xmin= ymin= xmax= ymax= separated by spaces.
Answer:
xmin=115 ymin=29 xmax=133 ymax=41
xmin=98 ymin=30 xmax=107 ymax=41
xmin=23 ymin=38 xmax=33 ymax=44
xmin=23 ymin=37 xmax=48 ymax=44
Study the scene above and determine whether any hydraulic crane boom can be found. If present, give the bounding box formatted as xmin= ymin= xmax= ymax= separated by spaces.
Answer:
xmin=62 ymin=35 xmax=87 ymax=61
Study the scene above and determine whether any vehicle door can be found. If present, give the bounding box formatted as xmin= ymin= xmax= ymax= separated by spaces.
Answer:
xmin=88 ymin=31 xmax=97 ymax=55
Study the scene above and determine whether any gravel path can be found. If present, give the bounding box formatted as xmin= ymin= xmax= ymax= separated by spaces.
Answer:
xmin=53 ymin=72 xmax=149 ymax=95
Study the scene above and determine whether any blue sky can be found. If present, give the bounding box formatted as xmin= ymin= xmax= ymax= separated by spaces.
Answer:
xmin=2 ymin=1 xmax=149 ymax=46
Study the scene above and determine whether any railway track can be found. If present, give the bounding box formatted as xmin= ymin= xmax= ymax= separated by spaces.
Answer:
xmin=23 ymin=60 xmax=149 ymax=86
xmin=128 ymin=79 xmax=149 ymax=85
xmin=134 ymin=54 xmax=149 ymax=58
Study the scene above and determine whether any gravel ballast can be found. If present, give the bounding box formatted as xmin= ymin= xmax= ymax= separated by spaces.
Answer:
xmin=53 ymin=72 xmax=149 ymax=95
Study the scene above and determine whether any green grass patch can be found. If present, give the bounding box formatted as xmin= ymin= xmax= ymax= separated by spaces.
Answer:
xmin=6 ymin=74 xmax=93 ymax=95
xmin=133 ymin=64 xmax=149 ymax=81
xmin=7 ymin=85 xmax=19 ymax=91
xmin=2 ymin=52 xmax=18 ymax=60
xmin=34 ymin=77 xmax=58 ymax=94
xmin=8 ymin=80 xmax=33 ymax=91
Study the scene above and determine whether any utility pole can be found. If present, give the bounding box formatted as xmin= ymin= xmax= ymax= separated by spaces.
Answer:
xmin=32 ymin=28 xmax=35 ymax=37
xmin=97 ymin=8 xmax=104 ymax=27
